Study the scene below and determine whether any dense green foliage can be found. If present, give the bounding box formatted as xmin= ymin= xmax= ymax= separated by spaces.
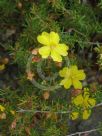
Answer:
xmin=0 ymin=0 xmax=102 ymax=135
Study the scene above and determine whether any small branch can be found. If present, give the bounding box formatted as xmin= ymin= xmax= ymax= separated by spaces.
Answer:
xmin=94 ymin=102 xmax=102 ymax=108
xmin=62 ymin=31 xmax=102 ymax=45
xmin=72 ymin=28 xmax=87 ymax=38
xmin=16 ymin=109 xmax=71 ymax=114
xmin=79 ymin=41 xmax=101 ymax=45
xmin=16 ymin=102 xmax=102 ymax=114
xmin=16 ymin=103 xmax=102 ymax=136
xmin=67 ymin=128 xmax=100 ymax=136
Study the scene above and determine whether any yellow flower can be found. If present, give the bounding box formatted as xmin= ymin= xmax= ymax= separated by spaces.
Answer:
xmin=0 ymin=105 xmax=5 ymax=112
xmin=59 ymin=65 xmax=86 ymax=89
xmin=37 ymin=32 xmax=68 ymax=62
xmin=72 ymin=88 xmax=96 ymax=108
xmin=71 ymin=88 xmax=96 ymax=120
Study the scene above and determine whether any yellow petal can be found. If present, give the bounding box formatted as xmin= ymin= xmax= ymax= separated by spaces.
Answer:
xmin=55 ymin=44 xmax=68 ymax=56
xmin=37 ymin=32 xmax=50 ymax=46
xmin=83 ymin=98 xmax=89 ymax=108
xmin=88 ymin=98 xmax=96 ymax=107
xmin=0 ymin=64 xmax=5 ymax=71
xmin=71 ymin=65 xmax=78 ymax=72
xmin=59 ymin=67 xmax=68 ymax=77
xmin=39 ymin=46 xmax=50 ymax=58
xmin=50 ymin=31 xmax=60 ymax=45
xmin=51 ymin=50 xmax=62 ymax=62
xmin=60 ymin=78 xmax=72 ymax=89
xmin=10 ymin=110 xmax=16 ymax=115
xmin=73 ymin=80 xmax=82 ymax=89
xmin=76 ymin=70 xmax=86 ymax=80
xmin=83 ymin=110 xmax=91 ymax=120
xmin=0 ymin=105 xmax=5 ymax=112
xmin=72 ymin=94 xmax=83 ymax=106
xmin=71 ymin=112 xmax=79 ymax=120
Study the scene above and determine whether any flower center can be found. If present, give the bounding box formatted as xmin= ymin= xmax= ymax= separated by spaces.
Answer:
xmin=50 ymin=44 xmax=56 ymax=50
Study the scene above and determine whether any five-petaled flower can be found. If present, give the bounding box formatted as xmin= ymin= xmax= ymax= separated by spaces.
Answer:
xmin=71 ymin=88 xmax=96 ymax=120
xmin=37 ymin=31 xmax=68 ymax=62
xmin=59 ymin=65 xmax=86 ymax=89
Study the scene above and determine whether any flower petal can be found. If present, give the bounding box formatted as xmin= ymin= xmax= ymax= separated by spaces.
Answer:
xmin=83 ymin=110 xmax=91 ymax=120
xmin=72 ymin=94 xmax=83 ymax=106
xmin=39 ymin=46 xmax=50 ymax=58
xmin=0 ymin=105 xmax=5 ymax=112
xmin=60 ymin=78 xmax=72 ymax=89
xmin=55 ymin=44 xmax=68 ymax=56
xmin=0 ymin=64 xmax=5 ymax=71
xmin=59 ymin=67 xmax=68 ymax=77
xmin=37 ymin=32 xmax=50 ymax=46
xmin=71 ymin=65 xmax=78 ymax=71
xmin=71 ymin=112 xmax=79 ymax=120
xmin=76 ymin=70 xmax=86 ymax=80
xmin=88 ymin=98 xmax=96 ymax=107
xmin=50 ymin=31 xmax=60 ymax=45
xmin=51 ymin=50 xmax=62 ymax=62
xmin=73 ymin=80 xmax=82 ymax=89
